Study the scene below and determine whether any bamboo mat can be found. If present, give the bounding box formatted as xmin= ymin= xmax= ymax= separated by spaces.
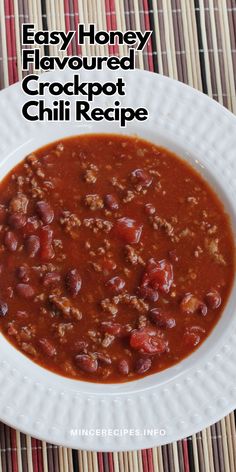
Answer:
xmin=0 ymin=0 xmax=236 ymax=470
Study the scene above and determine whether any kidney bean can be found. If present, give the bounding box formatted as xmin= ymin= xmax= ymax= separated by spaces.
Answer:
xmin=36 ymin=201 xmax=54 ymax=224
xmin=149 ymin=309 xmax=176 ymax=329
xmin=4 ymin=231 xmax=18 ymax=252
xmin=138 ymin=285 xmax=159 ymax=302
xmin=118 ymin=359 xmax=130 ymax=375
xmin=65 ymin=269 xmax=82 ymax=297
xmin=96 ymin=352 xmax=112 ymax=365
xmin=0 ymin=300 xmax=8 ymax=317
xmin=144 ymin=203 xmax=156 ymax=215
xmin=105 ymin=276 xmax=125 ymax=293
xmin=39 ymin=226 xmax=55 ymax=261
xmin=75 ymin=354 xmax=98 ymax=373
xmin=183 ymin=331 xmax=201 ymax=347
xmin=130 ymin=168 xmax=153 ymax=188
xmin=104 ymin=194 xmax=119 ymax=210
xmin=181 ymin=293 xmax=207 ymax=316
xmin=8 ymin=212 xmax=26 ymax=229
xmin=114 ymin=217 xmax=143 ymax=244
xmin=135 ymin=357 xmax=152 ymax=374
xmin=16 ymin=283 xmax=35 ymax=299
xmin=205 ymin=289 xmax=221 ymax=309
xmin=198 ymin=303 xmax=208 ymax=316
xmin=43 ymin=271 xmax=61 ymax=287
xmin=39 ymin=338 xmax=57 ymax=357
xmin=16 ymin=265 xmax=30 ymax=283
xmin=25 ymin=235 xmax=40 ymax=257
xmin=130 ymin=327 xmax=168 ymax=355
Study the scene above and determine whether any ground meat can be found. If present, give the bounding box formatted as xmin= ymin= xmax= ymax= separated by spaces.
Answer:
xmin=194 ymin=246 xmax=203 ymax=258
xmin=30 ymin=179 xmax=45 ymax=199
xmin=111 ymin=176 xmax=125 ymax=191
xmin=138 ymin=315 xmax=148 ymax=328
xmin=20 ymin=325 xmax=35 ymax=341
xmin=26 ymin=153 xmax=39 ymax=167
xmin=60 ymin=211 xmax=81 ymax=238
xmin=150 ymin=215 xmax=174 ymax=237
xmin=32 ymin=263 xmax=57 ymax=277
xmin=125 ymin=245 xmax=145 ymax=266
xmin=84 ymin=194 xmax=104 ymax=210
xmin=102 ymin=333 xmax=115 ymax=347
xmin=9 ymin=193 xmax=29 ymax=214
xmin=123 ymin=190 xmax=135 ymax=203
xmin=21 ymin=342 xmax=37 ymax=356
xmin=88 ymin=329 xmax=101 ymax=342
xmin=88 ymin=261 xmax=102 ymax=272
xmin=207 ymin=225 xmax=217 ymax=235
xmin=56 ymin=143 xmax=64 ymax=152
xmin=179 ymin=228 xmax=195 ymax=238
xmin=187 ymin=196 xmax=198 ymax=205
xmin=205 ymin=238 xmax=226 ymax=265
xmin=49 ymin=294 xmax=82 ymax=321
xmin=122 ymin=294 xmax=149 ymax=313
xmin=113 ymin=293 xmax=149 ymax=313
xmin=83 ymin=164 xmax=98 ymax=183
xmin=53 ymin=322 xmax=73 ymax=340
xmin=83 ymin=218 xmax=113 ymax=233
xmin=53 ymin=239 xmax=63 ymax=249
xmin=101 ymin=298 xmax=118 ymax=315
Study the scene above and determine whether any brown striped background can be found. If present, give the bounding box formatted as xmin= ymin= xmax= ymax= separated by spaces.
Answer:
xmin=0 ymin=0 xmax=236 ymax=470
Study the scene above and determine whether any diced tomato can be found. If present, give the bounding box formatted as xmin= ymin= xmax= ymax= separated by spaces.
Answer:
xmin=130 ymin=326 xmax=167 ymax=355
xmin=141 ymin=258 xmax=173 ymax=294
xmin=114 ymin=217 xmax=143 ymax=244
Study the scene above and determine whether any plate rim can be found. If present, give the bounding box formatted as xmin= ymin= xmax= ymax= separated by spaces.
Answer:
xmin=0 ymin=68 xmax=235 ymax=451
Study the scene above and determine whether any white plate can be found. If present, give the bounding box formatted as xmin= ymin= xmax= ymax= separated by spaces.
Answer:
xmin=0 ymin=69 xmax=235 ymax=452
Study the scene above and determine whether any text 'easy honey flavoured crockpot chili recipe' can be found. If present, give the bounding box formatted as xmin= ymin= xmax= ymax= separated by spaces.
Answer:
xmin=0 ymin=134 xmax=234 ymax=382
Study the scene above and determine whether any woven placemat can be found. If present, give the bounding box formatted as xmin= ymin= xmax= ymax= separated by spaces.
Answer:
xmin=0 ymin=0 xmax=236 ymax=470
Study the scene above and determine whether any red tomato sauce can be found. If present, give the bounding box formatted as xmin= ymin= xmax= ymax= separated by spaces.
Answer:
xmin=0 ymin=134 xmax=234 ymax=382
